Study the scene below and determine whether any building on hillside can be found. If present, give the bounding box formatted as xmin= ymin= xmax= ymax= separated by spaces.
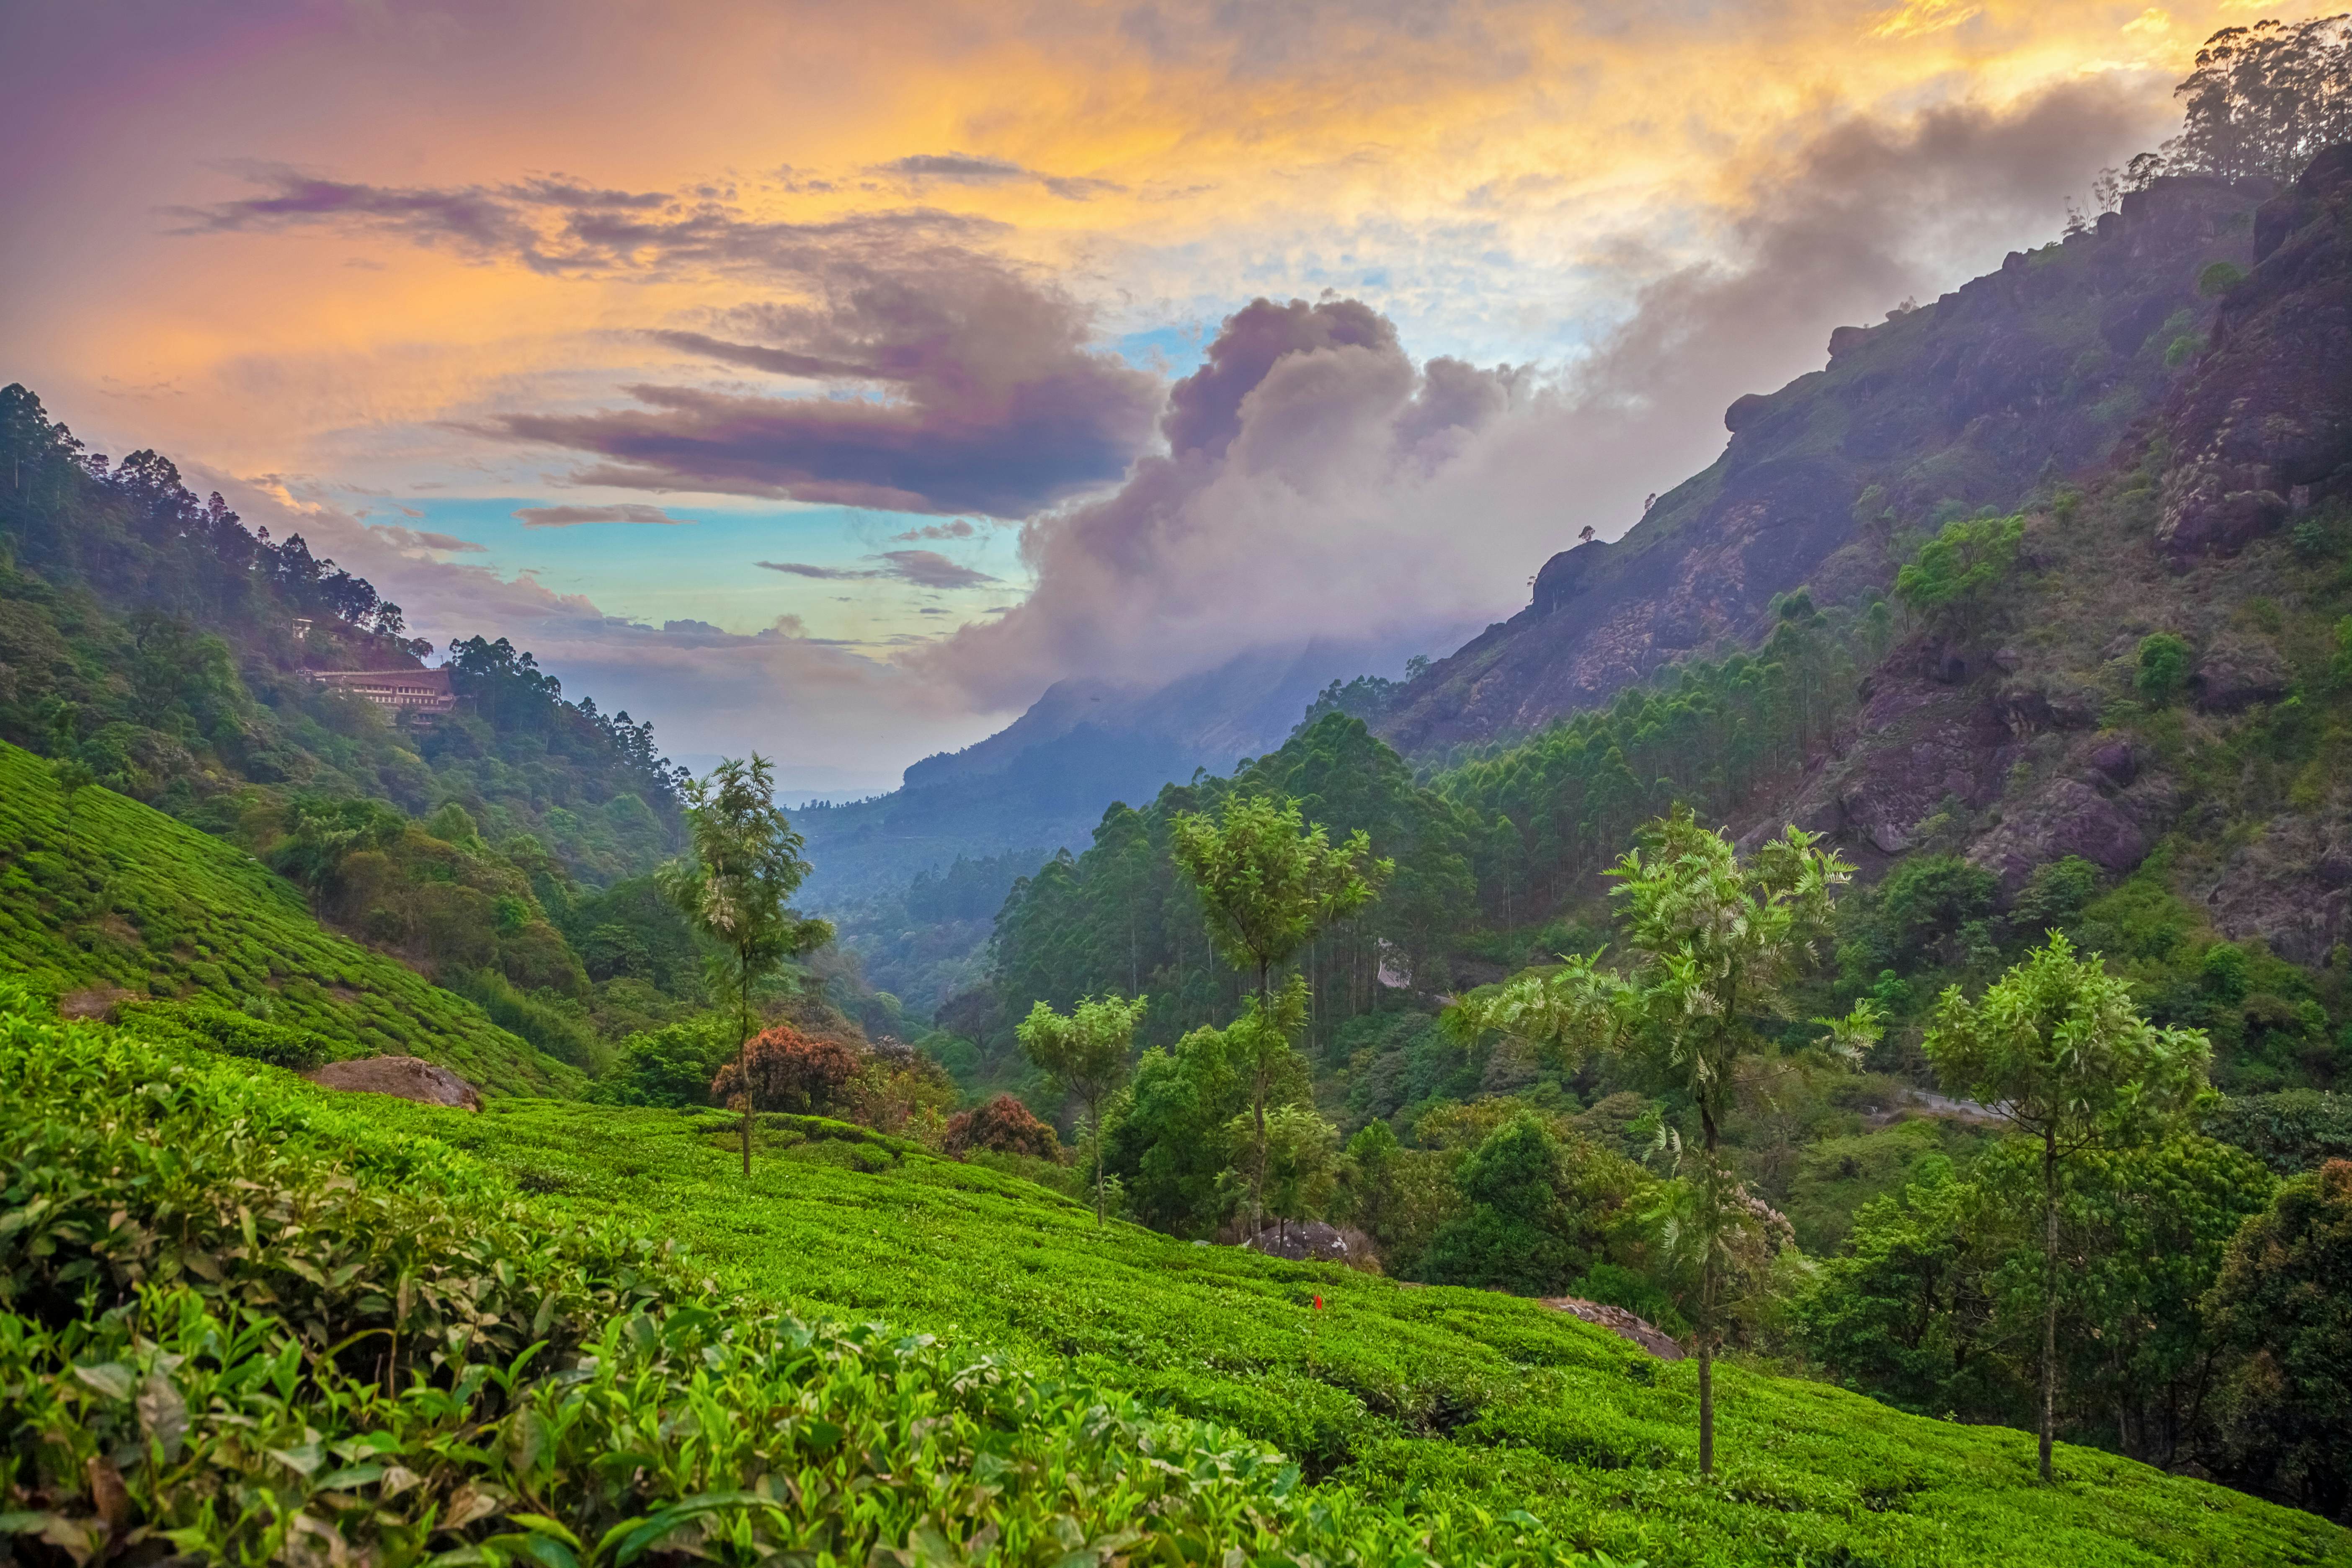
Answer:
xmin=307 ymin=666 xmax=456 ymax=723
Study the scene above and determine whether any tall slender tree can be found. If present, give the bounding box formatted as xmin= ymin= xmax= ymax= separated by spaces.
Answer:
xmin=660 ymin=756 xmax=832 ymax=1177
xmin=1455 ymin=807 xmax=1877 ymax=1477
xmin=1170 ymin=792 xmax=1388 ymax=1236
xmin=1018 ymin=992 xmax=1148 ymax=1224
xmin=1921 ymin=933 xmax=2211 ymax=1482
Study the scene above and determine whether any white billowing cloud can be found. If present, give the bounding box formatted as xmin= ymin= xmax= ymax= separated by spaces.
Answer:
xmin=915 ymin=80 xmax=2163 ymax=711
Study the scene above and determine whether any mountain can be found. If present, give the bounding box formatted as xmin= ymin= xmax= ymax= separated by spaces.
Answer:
xmin=1750 ymin=144 xmax=2352 ymax=963
xmin=796 ymin=632 xmax=1452 ymax=910
xmin=1378 ymin=172 xmax=2273 ymax=756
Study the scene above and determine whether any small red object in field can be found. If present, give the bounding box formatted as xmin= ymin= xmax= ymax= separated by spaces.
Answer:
xmin=1313 ymin=1294 xmax=1323 ymax=1310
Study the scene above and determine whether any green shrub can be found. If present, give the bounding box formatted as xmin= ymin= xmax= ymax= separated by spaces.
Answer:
xmin=2197 ymin=260 xmax=2247 ymax=297
xmin=1894 ymin=513 xmax=2024 ymax=640
xmin=115 ymin=998 xmax=328 ymax=1069
xmin=2136 ymin=633 xmax=2193 ymax=704
xmin=588 ymin=1014 xmax=734 ymax=1106
xmin=2205 ymin=1089 xmax=2352 ymax=1174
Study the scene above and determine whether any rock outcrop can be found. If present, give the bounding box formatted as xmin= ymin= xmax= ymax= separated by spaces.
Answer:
xmin=2157 ymin=146 xmax=2352 ymax=560
xmin=305 ymin=1055 xmax=483 ymax=1110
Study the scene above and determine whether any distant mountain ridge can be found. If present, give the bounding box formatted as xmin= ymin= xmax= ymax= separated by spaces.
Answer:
xmin=796 ymin=632 xmax=1457 ymax=908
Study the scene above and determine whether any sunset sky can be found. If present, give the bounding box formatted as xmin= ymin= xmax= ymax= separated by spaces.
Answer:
xmin=0 ymin=0 xmax=2314 ymax=794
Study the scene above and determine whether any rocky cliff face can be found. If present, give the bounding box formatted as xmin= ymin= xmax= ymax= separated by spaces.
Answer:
xmin=1379 ymin=175 xmax=2271 ymax=755
xmin=1730 ymin=148 xmax=2352 ymax=962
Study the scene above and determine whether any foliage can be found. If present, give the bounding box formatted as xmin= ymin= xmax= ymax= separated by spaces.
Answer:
xmin=113 ymin=998 xmax=328 ymax=1070
xmin=2206 ymin=1159 xmax=2352 ymax=1521
xmin=1418 ymin=1114 xmax=1647 ymax=1297
xmin=311 ymin=1059 xmax=2352 ymax=1566
xmin=2205 ymin=1089 xmax=2352 ymax=1174
xmin=0 ymin=1010 xmax=1624 ymax=1568
xmin=709 ymin=1022 xmax=860 ymax=1115
xmin=2135 ymin=633 xmax=2194 ymax=705
xmin=1922 ymin=933 xmax=2215 ymax=1479
xmin=0 ymin=739 xmax=574 ymax=1094
xmin=1802 ymin=1135 xmax=2274 ymax=1470
xmin=663 ymin=756 xmax=832 ymax=1173
xmin=988 ymin=716 xmax=1466 ymax=1073
xmin=2164 ymin=15 xmax=2352 ymax=184
xmin=1018 ymin=992 xmax=1146 ymax=1220
xmin=587 ymin=1016 xmax=734 ymax=1107
xmin=1894 ymin=512 xmax=2025 ymax=641
xmin=0 ymin=387 xmax=685 ymax=888
xmin=1456 ymin=809 xmax=1876 ymax=1473
xmin=945 ymin=1092 xmax=1065 ymax=1161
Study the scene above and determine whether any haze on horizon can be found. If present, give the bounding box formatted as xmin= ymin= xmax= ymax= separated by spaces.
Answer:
xmin=0 ymin=0 xmax=2307 ymax=797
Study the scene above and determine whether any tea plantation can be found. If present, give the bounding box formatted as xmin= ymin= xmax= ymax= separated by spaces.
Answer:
xmin=0 ymin=739 xmax=575 ymax=1095
xmin=8 ymin=1001 xmax=2336 ymax=1566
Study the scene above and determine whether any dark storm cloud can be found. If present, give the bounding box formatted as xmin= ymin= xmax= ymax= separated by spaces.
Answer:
xmin=169 ymin=164 xmax=1001 ymax=277
xmin=503 ymin=262 xmax=1161 ymax=515
xmin=1160 ymin=296 xmax=1395 ymax=459
xmin=175 ymin=165 xmax=1158 ymax=514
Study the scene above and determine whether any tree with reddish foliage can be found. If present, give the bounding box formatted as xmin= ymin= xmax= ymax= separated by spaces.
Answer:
xmin=946 ymin=1093 xmax=1062 ymax=1161
xmin=710 ymin=1023 xmax=859 ymax=1117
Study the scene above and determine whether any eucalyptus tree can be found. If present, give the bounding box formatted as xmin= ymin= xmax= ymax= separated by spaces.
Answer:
xmin=659 ymin=755 xmax=833 ymax=1177
xmin=1455 ymin=807 xmax=1878 ymax=1476
xmin=1170 ymin=792 xmax=1389 ymax=1236
xmin=1922 ymin=934 xmax=2211 ymax=1482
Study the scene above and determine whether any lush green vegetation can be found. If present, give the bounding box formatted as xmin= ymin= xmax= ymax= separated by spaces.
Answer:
xmin=0 ymin=740 xmax=574 ymax=1095
xmin=1 ymin=1003 xmax=1603 ymax=1568
xmin=21 ymin=1003 xmax=2335 ymax=1565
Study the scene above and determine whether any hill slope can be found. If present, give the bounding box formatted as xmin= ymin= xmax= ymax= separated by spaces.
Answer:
xmin=340 ymin=1087 xmax=2349 ymax=1567
xmin=1379 ymin=173 xmax=2268 ymax=756
xmin=0 ymin=739 xmax=577 ymax=1095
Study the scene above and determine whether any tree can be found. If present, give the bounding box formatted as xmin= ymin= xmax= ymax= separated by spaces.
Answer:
xmin=710 ymin=1023 xmax=859 ymax=1116
xmin=1455 ymin=808 xmax=1876 ymax=1475
xmin=1170 ymin=792 xmax=1389 ymax=1235
xmin=2165 ymin=16 xmax=2352 ymax=185
xmin=1019 ymin=992 xmax=1148 ymax=1222
xmin=2205 ymin=1160 xmax=2352 ymax=1519
xmin=945 ymin=1093 xmax=1063 ymax=1161
xmin=659 ymin=756 xmax=833 ymax=1176
xmin=1922 ymin=932 xmax=2213 ymax=1481
xmin=1894 ymin=512 xmax=2024 ymax=644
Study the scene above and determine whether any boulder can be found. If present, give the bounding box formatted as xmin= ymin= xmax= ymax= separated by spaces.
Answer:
xmin=1539 ymin=1297 xmax=1685 ymax=1361
xmin=305 ymin=1055 xmax=482 ymax=1111
xmin=1241 ymin=1220 xmax=1360 ymax=1265
xmin=2192 ymin=639 xmax=2293 ymax=712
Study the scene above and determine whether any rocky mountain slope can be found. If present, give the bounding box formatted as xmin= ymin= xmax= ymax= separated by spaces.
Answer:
xmin=1752 ymin=146 xmax=2352 ymax=972
xmin=1379 ymin=173 xmax=2275 ymax=755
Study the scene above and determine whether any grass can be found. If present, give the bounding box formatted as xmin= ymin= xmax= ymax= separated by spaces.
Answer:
xmin=0 ymin=739 xmax=575 ymax=1095
xmin=339 ymin=1091 xmax=2351 ymax=1567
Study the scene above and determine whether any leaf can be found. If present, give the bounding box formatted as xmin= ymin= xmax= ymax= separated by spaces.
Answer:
xmin=70 ymin=1362 xmax=134 ymax=1401
xmin=508 ymin=1514 xmax=583 ymax=1550
xmin=270 ymin=1439 xmax=325 ymax=1478
xmin=315 ymin=1465 xmax=387 ymax=1492
xmin=138 ymin=1372 xmax=188 ymax=1460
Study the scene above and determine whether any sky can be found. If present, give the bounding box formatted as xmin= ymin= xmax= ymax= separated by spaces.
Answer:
xmin=0 ymin=0 xmax=2318 ymax=797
